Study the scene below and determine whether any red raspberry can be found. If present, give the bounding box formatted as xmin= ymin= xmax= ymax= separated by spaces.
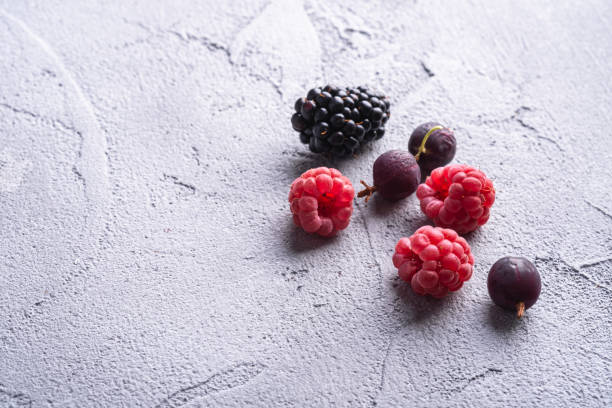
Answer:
xmin=416 ymin=164 xmax=495 ymax=234
xmin=289 ymin=167 xmax=354 ymax=237
xmin=393 ymin=226 xmax=475 ymax=298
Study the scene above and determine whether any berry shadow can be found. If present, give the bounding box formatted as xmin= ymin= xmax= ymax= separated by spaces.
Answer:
xmin=486 ymin=303 xmax=526 ymax=333
xmin=392 ymin=279 xmax=453 ymax=321
xmin=283 ymin=218 xmax=339 ymax=253
xmin=363 ymin=194 xmax=407 ymax=218
xmin=280 ymin=149 xmax=354 ymax=180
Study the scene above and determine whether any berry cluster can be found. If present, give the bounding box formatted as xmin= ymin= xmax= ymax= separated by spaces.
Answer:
xmin=416 ymin=164 xmax=495 ymax=234
xmin=291 ymin=85 xmax=390 ymax=157
xmin=289 ymin=167 xmax=354 ymax=237
xmin=287 ymin=87 xmax=540 ymax=315
xmin=393 ymin=226 xmax=475 ymax=298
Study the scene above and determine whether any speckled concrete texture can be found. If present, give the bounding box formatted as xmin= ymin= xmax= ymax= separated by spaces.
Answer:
xmin=0 ymin=1 xmax=611 ymax=407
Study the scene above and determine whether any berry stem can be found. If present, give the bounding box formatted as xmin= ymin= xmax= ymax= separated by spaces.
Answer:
xmin=415 ymin=125 xmax=443 ymax=161
xmin=516 ymin=302 xmax=525 ymax=319
xmin=357 ymin=180 xmax=377 ymax=203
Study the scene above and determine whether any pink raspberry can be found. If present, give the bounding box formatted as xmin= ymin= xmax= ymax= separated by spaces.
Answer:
xmin=289 ymin=167 xmax=354 ymax=237
xmin=393 ymin=226 xmax=475 ymax=298
xmin=416 ymin=164 xmax=495 ymax=234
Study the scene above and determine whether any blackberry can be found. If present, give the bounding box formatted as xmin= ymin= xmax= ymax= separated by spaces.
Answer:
xmin=292 ymin=85 xmax=390 ymax=157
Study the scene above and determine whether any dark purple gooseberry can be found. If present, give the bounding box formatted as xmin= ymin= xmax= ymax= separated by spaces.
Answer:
xmin=358 ymin=150 xmax=421 ymax=202
xmin=408 ymin=122 xmax=456 ymax=176
xmin=488 ymin=257 xmax=541 ymax=318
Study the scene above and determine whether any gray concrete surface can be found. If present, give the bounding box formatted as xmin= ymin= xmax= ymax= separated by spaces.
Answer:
xmin=0 ymin=0 xmax=610 ymax=407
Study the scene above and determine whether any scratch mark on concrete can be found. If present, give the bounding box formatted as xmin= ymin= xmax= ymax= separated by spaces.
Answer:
xmin=155 ymin=362 xmax=266 ymax=408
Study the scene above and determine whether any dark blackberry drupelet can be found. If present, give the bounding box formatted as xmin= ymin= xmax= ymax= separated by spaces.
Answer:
xmin=291 ymin=85 xmax=390 ymax=157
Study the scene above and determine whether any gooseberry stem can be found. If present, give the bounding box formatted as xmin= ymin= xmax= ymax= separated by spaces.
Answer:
xmin=357 ymin=180 xmax=377 ymax=203
xmin=516 ymin=302 xmax=525 ymax=319
xmin=415 ymin=125 xmax=443 ymax=161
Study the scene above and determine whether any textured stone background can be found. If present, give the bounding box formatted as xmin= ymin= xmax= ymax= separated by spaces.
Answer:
xmin=0 ymin=0 xmax=611 ymax=407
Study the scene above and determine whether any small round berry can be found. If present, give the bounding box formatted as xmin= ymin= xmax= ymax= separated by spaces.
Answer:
xmin=344 ymin=136 xmax=359 ymax=151
xmin=393 ymin=226 xmax=474 ymax=297
xmin=329 ymin=96 xmax=344 ymax=113
xmin=299 ymin=132 xmax=310 ymax=144
xmin=291 ymin=113 xmax=307 ymax=132
xmin=294 ymin=97 xmax=306 ymax=113
xmin=358 ymin=150 xmax=421 ymax=202
xmin=343 ymin=120 xmax=356 ymax=135
xmin=307 ymin=88 xmax=321 ymax=100
xmin=409 ymin=122 xmax=457 ymax=176
xmin=328 ymin=131 xmax=345 ymax=146
xmin=323 ymin=84 xmax=339 ymax=94
xmin=301 ymin=100 xmax=317 ymax=121
xmin=364 ymin=130 xmax=375 ymax=143
xmin=354 ymin=125 xmax=365 ymax=141
xmin=370 ymin=107 xmax=384 ymax=122
xmin=488 ymin=257 xmax=541 ymax=318
xmin=361 ymin=118 xmax=372 ymax=131
xmin=359 ymin=101 xmax=373 ymax=118
xmin=369 ymin=97 xmax=381 ymax=108
xmin=330 ymin=113 xmax=345 ymax=129
xmin=343 ymin=97 xmax=355 ymax=108
xmin=315 ymin=91 xmax=332 ymax=107
xmin=313 ymin=122 xmax=329 ymax=139
xmin=314 ymin=107 xmax=329 ymax=123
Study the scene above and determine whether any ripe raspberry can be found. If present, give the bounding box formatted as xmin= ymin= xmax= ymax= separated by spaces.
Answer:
xmin=393 ymin=226 xmax=475 ymax=298
xmin=416 ymin=164 xmax=495 ymax=234
xmin=289 ymin=167 xmax=355 ymax=237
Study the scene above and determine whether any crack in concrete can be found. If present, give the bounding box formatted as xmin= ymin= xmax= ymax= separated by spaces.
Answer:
xmin=512 ymin=106 xmax=537 ymax=131
xmin=168 ymin=30 xmax=231 ymax=57
xmin=585 ymin=200 xmax=612 ymax=221
xmin=191 ymin=146 xmax=201 ymax=166
xmin=537 ymin=256 xmax=612 ymax=294
xmin=155 ymin=362 xmax=266 ymax=408
xmin=0 ymin=383 xmax=32 ymax=407
xmin=120 ymin=7 xmax=286 ymax=100
xmin=577 ymin=256 xmax=612 ymax=269
xmin=420 ymin=61 xmax=435 ymax=77
xmin=377 ymin=331 xmax=396 ymax=394
xmin=162 ymin=173 xmax=197 ymax=194
xmin=0 ymin=102 xmax=80 ymax=135
xmin=356 ymin=201 xmax=384 ymax=298
xmin=448 ymin=368 xmax=503 ymax=394
xmin=510 ymin=106 xmax=565 ymax=152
